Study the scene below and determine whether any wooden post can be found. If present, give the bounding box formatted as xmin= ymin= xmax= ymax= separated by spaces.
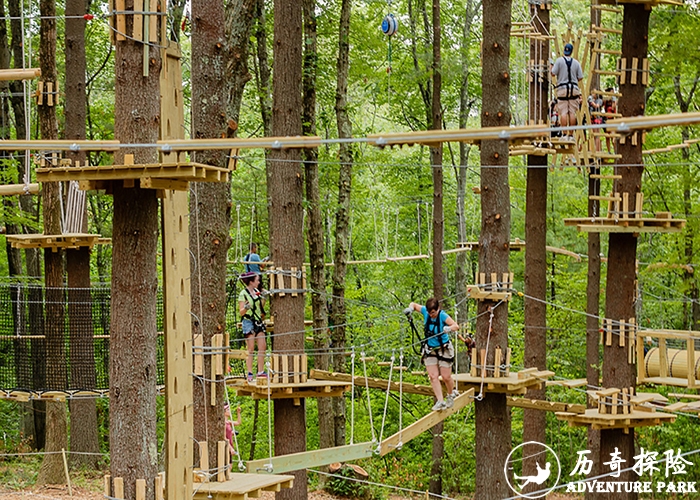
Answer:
xmin=136 ymin=479 xmax=146 ymax=500
xmin=217 ymin=441 xmax=226 ymax=481
xmin=114 ymin=477 xmax=124 ymax=499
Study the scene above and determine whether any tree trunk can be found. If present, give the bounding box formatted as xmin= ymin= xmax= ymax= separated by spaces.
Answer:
xmin=428 ymin=0 xmax=445 ymax=495
xmin=331 ymin=0 xmax=354 ymax=450
xmin=454 ymin=0 xmax=478 ymax=330
xmin=65 ymin=0 xmax=100 ymax=470
xmin=36 ymin=0 xmax=68 ymax=485
xmin=475 ymin=1 xmax=512 ymax=498
xmin=109 ymin=5 xmax=161 ymax=497
xmin=301 ymin=0 xmax=332 ymax=462
xmin=190 ymin=0 xmax=243 ymax=475
xmin=600 ymin=6 xmax=649 ymax=500
xmin=253 ymin=0 xmax=272 ymax=137
xmin=522 ymin=4 xmax=549 ymax=490
xmin=269 ymin=3 xmax=307 ymax=499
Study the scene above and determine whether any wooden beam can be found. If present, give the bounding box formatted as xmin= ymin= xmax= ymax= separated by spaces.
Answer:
xmin=0 ymin=183 xmax=40 ymax=196
xmin=246 ymin=441 xmax=376 ymax=474
xmin=379 ymin=388 xmax=474 ymax=456
xmin=0 ymin=68 xmax=41 ymax=81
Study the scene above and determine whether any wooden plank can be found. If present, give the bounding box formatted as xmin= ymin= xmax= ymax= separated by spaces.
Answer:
xmin=136 ymin=479 xmax=146 ymax=500
xmin=114 ymin=477 xmax=124 ymax=499
xmin=156 ymin=473 xmax=164 ymax=500
xmin=291 ymin=267 xmax=298 ymax=297
xmin=0 ymin=183 xmax=40 ymax=196
xmin=104 ymin=475 xmax=111 ymax=496
xmin=140 ymin=177 xmax=189 ymax=190
xmin=134 ymin=0 xmax=143 ymax=41
xmin=199 ymin=441 xmax=209 ymax=479
xmin=379 ymin=388 xmax=474 ymax=456
xmin=218 ymin=441 xmax=226 ymax=481
xmin=246 ymin=442 xmax=376 ymax=474
xmin=115 ymin=0 xmax=126 ymax=40
xmin=301 ymin=355 xmax=307 ymax=383
xmin=149 ymin=0 xmax=158 ymax=42
xmin=659 ymin=338 xmax=668 ymax=377
xmin=282 ymin=355 xmax=289 ymax=384
xmin=193 ymin=473 xmax=294 ymax=499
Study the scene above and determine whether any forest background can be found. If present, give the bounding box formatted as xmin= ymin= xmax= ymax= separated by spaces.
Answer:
xmin=0 ymin=0 xmax=700 ymax=496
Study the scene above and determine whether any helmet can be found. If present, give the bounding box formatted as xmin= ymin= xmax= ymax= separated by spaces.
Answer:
xmin=563 ymin=43 xmax=573 ymax=56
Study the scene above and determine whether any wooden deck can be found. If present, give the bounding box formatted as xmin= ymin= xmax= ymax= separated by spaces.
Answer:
xmin=36 ymin=161 xmax=230 ymax=190
xmin=556 ymin=407 xmax=676 ymax=430
xmin=5 ymin=233 xmax=102 ymax=250
xmin=453 ymin=368 xmax=554 ymax=395
xmin=564 ymin=216 xmax=686 ymax=233
xmin=192 ymin=473 xmax=294 ymax=500
xmin=228 ymin=377 xmax=352 ymax=400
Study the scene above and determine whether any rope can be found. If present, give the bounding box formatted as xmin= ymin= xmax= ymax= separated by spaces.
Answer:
xmin=265 ymin=356 xmax=273 ymax=472
xmin=350 ymin=348 xmax=356 ymax=444
xmin=235 ymin=203 xmax=242 ymax=262
xmin=397 ymin=349 xmax=404 ymax=450
xmin=223 ymin=385 xmax=245 ymax=472
xmin=361 ymin=351 xmax=377 ymax=444
xmin=377 ymin=350 xmax=395 ymax=451
xmin=476 ymin=303 xmax=498 ymax=400
xmin=249 ymin=204 xmax=255 ymax=252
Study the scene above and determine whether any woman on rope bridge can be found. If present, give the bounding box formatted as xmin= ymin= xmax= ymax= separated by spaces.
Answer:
xmin=404 ymin=298 xmax=459 ymax=411
xmin=238 ymin=271 xmax=267 ymax=382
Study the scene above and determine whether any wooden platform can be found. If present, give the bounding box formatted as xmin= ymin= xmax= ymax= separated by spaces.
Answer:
xmin=36 ymin=161 xmax=230 ymax=190
xmin=556 ymin=407 xmax=676 ymax=430
xmin=453 ymin=368 xmax=554 ymax=395
xmin=599 ymin=0 xmax=682 ymax=6
xmin=507 ymin=396 xmax=586 ymax=414
xmin=192 ymin=473 xmax=294 ymax=500
xmin=5 ymin=233 xmax=102 ymax=251
xmin=227 ymin=377 xmax=352 ymax=400
xmin=564 ymin=215 xmax=686 ymax=233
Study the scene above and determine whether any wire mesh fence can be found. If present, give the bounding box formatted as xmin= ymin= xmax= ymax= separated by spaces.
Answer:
xmin=0 ymin=279 xmax=244 ymax=392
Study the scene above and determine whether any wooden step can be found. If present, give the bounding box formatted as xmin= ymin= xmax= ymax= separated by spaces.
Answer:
xmin=594 ymin=69 xmax=623 ymax=76
xmin=592 ymin=25 xmax=622 ymax=35
xmin=590 ymin=195 xmax=621 ymax=201
xmin=590 ymin=174 xmax=622 ymax=179
xmin=592 ymin=49 xmax=623 ymax=56
xmin=592 ymin=111 xmax=623 ymax=118
xmin=593 ymin=152 xmax=622 ymax=160
xmin=592 ymin=5 xmax=622 ymax=14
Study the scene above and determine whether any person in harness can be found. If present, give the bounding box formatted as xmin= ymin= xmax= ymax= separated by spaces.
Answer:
xmin=238 ymin=271 xmax=267 ymax=382
xmin=404 ymin=298 xmax=459 ymax=411
xmin=551 ymin=43 xmax=583 ymax=142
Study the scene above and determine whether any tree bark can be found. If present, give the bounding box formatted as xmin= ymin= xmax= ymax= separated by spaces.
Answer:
xmin=109 ymin=4 xmax=161 ymax=497
xmin=36 ymin=0 xmax=68 ymax=485
xmin=522 ymin=4 xmax=549 ymax=491
xmin=253 ymin=0 xmax=272 ymax=137
xmin=190 ymin=0 xmax=241 ymax=475
xmin=600 ymin=6 xmax=649 ymax=500
xmin=428 ymin=0 xmax=445 ymax=495
xmin=454 ymin=0 xmax=478 ymax=329
xmin=269 ymin=3 xmax=307 ymax=499
xmin=301 ymin=0 xmax=332 ymax=462
xmin=331 ymin=0 xmax=354 ymax=450
xmin=65 ymin=0 xmax=100 ymax=469
xmin=475 ymin=1 xmax=512 ymax=498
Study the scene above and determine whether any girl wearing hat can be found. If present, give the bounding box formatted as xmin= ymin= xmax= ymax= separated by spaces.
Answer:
xmin=238 ymin=272 xmax=267 ymax=382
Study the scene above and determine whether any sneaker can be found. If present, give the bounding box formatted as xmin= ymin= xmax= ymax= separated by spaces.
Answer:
xmin=257 ymin=371 xmax=268 ymax=379
xmin=450 ymin=389 xmax=459 ymax=399
xmin=445 ymin=395 xmax=454 ymax=409
xmin=431 ymin=400 xmax=447 ymax=412
xmin=247 ymin=372 xmax=254 ymax=383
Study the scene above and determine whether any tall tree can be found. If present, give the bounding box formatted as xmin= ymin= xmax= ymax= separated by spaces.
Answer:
xmin=268 ymin=2 xmax=307 ymax=499
xmin=6 ymin=0 xmax=46 ymax=452
xmin=475 ymin=0 xmax=512 ymax=498
xmin=109 ymin=3 xmax=162 ymax=497
xmin=522 ymin=2 xmax=549 ymax=489
xmin=454 ymin=0 xmax=479 ymax=328
xmin=586 ymin=4 xmax=603 ymax=488
xmin=36 ymin=0 xmax=68 ymax=485
xmin=301 ymin=0 xmax=332 ymax=459
xmin=429 ymin=0 xmax=445 ymax=495
xmin=65 ymin=0 xmax=100 ymax=469
xmin=253 ymin=0 xmax=272 ymax=137
xmin=190 ymin=0 xmax=252 ymax=473
xmin=600 ymin=6 xmax=650 ymax=500
xmin=331 ymin=0 xmax=354 ymax=449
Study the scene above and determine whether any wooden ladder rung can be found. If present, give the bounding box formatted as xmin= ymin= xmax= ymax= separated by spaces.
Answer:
xmin=590 ymin=174 xmax=622 ymax=179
